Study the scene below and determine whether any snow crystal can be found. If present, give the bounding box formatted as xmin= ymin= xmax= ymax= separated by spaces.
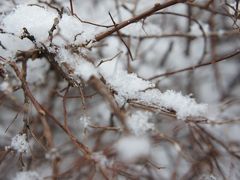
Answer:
xmin=114 ymin=136 xmax=151 ymax=162
xmin=13 ymin=171 xmax=42 ymax=180
xmin=10 ymin=133 xmax=29 ymax=153
xmin=127 ymin=111 xmax=154 ymax=136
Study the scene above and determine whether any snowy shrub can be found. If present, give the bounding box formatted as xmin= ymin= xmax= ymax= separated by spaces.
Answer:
xmin=0 ymin=0 xmax=239 ymax=179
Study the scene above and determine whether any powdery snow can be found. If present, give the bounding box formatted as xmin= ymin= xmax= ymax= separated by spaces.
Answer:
xmin=114 ymin=136 xmax=151 ymax=162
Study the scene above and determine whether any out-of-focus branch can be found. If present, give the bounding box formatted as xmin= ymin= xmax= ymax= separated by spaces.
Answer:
xmin=149 ymin=49 xmax=240 ymax=80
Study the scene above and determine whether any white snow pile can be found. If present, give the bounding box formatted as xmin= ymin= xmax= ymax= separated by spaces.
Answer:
xmin=103 ymin=69 xmax=208 ymax=120
xmin=127 ymin=111 xmax=154 ymax=136
xmin=2 ymin=5 xmax=56 ymax=42
xmin=13 ymin=171 xmax=42 ymax=180
xmin=114 ymin=136 xmax=151 ymax=162
xmin=10 ymin=133 xmax=29 ymax=153
xmin=1 ymin=4 xmax=97 ymax=45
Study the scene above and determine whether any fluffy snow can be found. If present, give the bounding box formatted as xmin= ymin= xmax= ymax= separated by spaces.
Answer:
xmin=137 ymin=88 xmax=208 ymax=119
xmin=13 ymin=171 xmax=42 ymax=180
xmin=127 ymin=111 xmax=154 ymax=135
xmin=103 ymin=69 xmax=207 ymax=119
xmin=10 ymin=133 xmax=29 ymax=153
xmin=2 ymin=5 xmax=56 ymax=42
xmin=56 ymin=14 xmax=96 ymax=45
xmin=2 ymin=4 xmax=97 ymax=44
xmin=114 ymin=136 xmax=151 ymax=162
xmin=157 ymin=90 xmax=208 ymax=119
xmin=105 ymin=70 xmax=155 ymax=100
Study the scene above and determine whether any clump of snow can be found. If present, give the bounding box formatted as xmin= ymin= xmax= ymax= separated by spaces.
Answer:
xmin=56 ymin=14 xmax=96 ymax=45
xmin=114 ymin=136 xmax=151 ymax=162
xmin=10 ymin=133 xmax=29 ymax=153
xmin=2 ymin=5 xmax=56 ymax=42
xmin=57 ymin=47 xmax=99 ymax=81
xmin=0 ymin=32 xmax=33 ymax=58
xmin=105 ymin=70 xmax=154 ymax=101
xmin=13 ymin=171 xmax=42 ymax=180
xmin=127 ymin=111 xmax=154 ymax=136
xmin=137 ymin=89 xmax=207 ymax=119
xmin=158 ymin=90 xmax=208 ymax=119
